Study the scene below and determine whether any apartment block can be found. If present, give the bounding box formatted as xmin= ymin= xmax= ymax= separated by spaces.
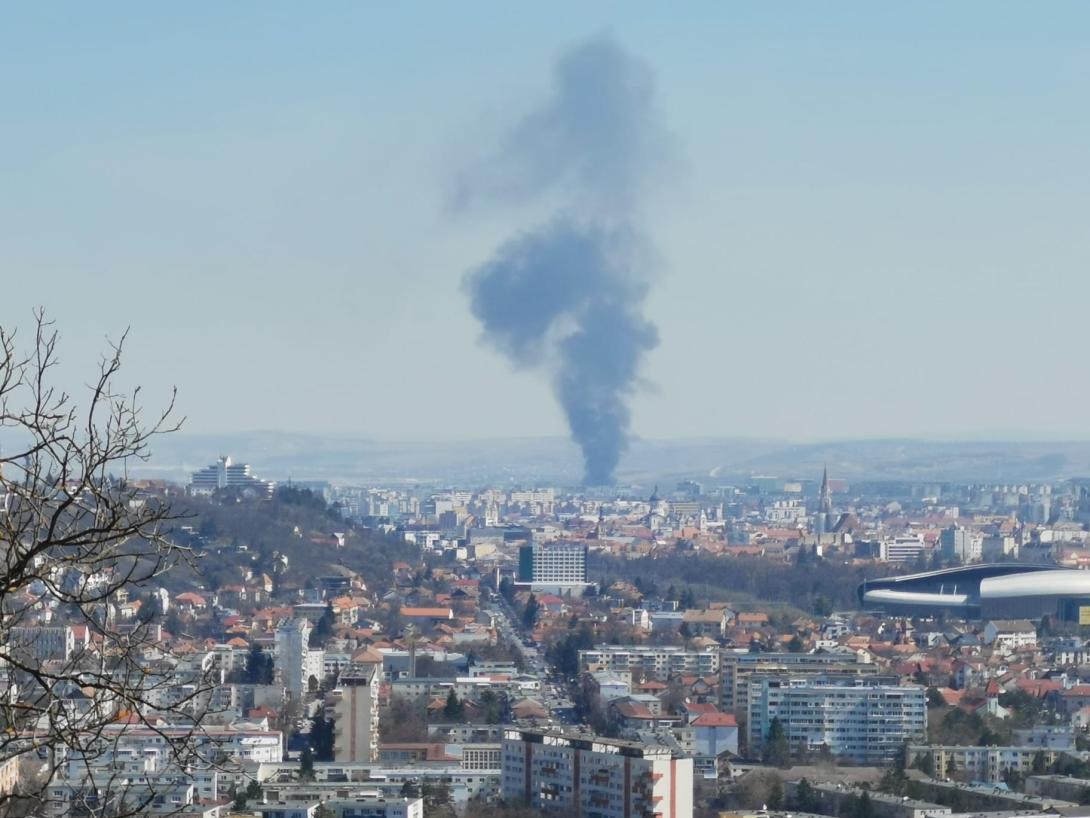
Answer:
xmin=721 ymin=650 xmax=878 ymax=712
xmin=748 ymin=677 xmax=926 ymax=764
xmin=908 ymin=745 xmax=1063 ymax=783
xmin=580 ymin=646 xmax=720 ymax=682
xmin=334 ymin=663 xmax=380 ymax=762
xmin=516 ymin=542 xmax=591 ymax=594
xmin=501 ymin=728 xmax=693 ymax=818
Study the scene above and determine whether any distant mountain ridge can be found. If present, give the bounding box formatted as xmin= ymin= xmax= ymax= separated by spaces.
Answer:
xmin=135 ymin=431 xmax=1090 ymax=488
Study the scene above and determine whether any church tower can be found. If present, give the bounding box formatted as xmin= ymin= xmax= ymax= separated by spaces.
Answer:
xmin=816 ymin=465 xmax=832 ymax=536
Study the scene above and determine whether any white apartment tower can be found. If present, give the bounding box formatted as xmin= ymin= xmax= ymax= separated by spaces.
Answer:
xmin=275 ymin=619 xmax=321 ymax=701
xmin=748 ymin=677 xmax=926 ymax=764
xmin=516 ymin=542 xmax=591 ymax=594
xmin=501 ymin=728 xmax=693 ymax=818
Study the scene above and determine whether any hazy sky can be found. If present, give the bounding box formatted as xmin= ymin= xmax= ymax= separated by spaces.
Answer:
xmin=4 ymin=3 xmax=1089 ymax=442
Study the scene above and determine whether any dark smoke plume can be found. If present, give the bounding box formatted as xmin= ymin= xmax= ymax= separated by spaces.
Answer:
xmin=460 ymin=37 xmax=668 ymax=484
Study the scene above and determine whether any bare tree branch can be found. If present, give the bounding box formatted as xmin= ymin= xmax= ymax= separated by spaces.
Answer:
xmin=0 ymin=313 xmax=212 ymax=818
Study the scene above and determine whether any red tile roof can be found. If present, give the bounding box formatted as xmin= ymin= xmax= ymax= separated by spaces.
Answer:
xmin=692 ymin=712 xmax=738 ymax=728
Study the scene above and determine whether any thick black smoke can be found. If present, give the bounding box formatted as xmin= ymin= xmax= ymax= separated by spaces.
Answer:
xmin=459 ymin=37 xmax=667 ymax=484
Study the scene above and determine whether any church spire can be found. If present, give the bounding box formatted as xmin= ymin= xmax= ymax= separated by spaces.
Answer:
xmin=820 ymin=464 xmax=832 ymax=516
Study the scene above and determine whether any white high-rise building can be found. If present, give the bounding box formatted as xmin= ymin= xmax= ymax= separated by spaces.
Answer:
xmin=334 ymin=663 xmax=380 ymax=762
xmin=748 ymin=677 xmax=926 ymax=764
xmin=502 ymin=728 xmax=693 ymax=818
xmin=276 ymin=619 xmax=320 ymax=701
xmin=516 ymin=542 xmax=591 ymax=594
xmin=189 ymin=455 xmax=275 ymax=497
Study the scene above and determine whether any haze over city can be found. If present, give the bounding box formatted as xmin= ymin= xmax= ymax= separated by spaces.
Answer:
xmin=6 ymin=3 xmax=1090 ymax=459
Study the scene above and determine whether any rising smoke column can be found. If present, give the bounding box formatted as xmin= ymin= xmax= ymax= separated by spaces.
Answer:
xmin=459 ymin=37 xmax=669 ymax=484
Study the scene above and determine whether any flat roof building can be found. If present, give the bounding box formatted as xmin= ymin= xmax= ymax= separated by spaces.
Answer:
xmin=501 ymin=728 xmax=693 ymax=818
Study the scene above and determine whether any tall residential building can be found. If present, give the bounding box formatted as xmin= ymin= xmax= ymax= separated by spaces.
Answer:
xmin=275 ymin=619 xmax=322 ymax=701
xmin=189 ymin=455 xmax=275 ymax=497
xmin=748 ymin=677 xmax=926 ymax=764
xmin=334 ymin=663 xmax=379 ymax=762
xmin=941 ymin=525 xmax=982 ymax=563
xmin=516 ymin=542 xmax=591 ymax=594
xmin=501 ymin=728 xmax=693 ymax=818
xmin=720 ymin=651 xmax=878 ymax=712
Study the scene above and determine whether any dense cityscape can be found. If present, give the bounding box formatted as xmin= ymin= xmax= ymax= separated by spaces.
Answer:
xmin=7 ymin=4 xmax=1090 ymax=818
xmin=7 ymin=448 xmax=1090 ymax=817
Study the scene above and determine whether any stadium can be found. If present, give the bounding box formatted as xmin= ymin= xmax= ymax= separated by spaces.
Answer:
xmin=858 ymin=563 xmax=1090 ymax=621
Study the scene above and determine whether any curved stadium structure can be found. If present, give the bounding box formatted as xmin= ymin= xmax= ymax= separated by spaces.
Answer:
xmin=858 ymin=563 xmax=1090 ymax=621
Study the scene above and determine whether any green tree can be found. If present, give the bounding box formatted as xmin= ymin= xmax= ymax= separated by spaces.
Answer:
xmin=547 ymin=622 xmax=595 ymax=678
xmin=310 ymin=602 xmax=336 ymax=647
xmin=400 ymin=779 xmax=420 ymax=798
xmin=977 ymin=727 xmax=1006 ymax=747
xmin=1003 ymin=767 xmax=1024 ymax=790
xmin=299 ymin=745 xmax=315 ymax=781
xmin=912 ymin=751 xmax=936 ymax=778
xmin=312 ymin=716 xmax=335 ymax=761
xmin=136 ymin=593 xmax=161 ymax=625
xmin=246 ymin=644 xmax=275 ymax=685
xmin=444 ymin=688 xmax=465 ymax=719
xmin=999 ymin=689 xmax=1043 ymax=728
xmin=795 ymin=779 xmax=821 ymax=812
xmin=762 ymin=717 xmax=791 ymax=768
xmin=767 ymin=777 xmax=784 ymax=810
xmin=480 ymin=690 xmax=504 ymax=724
xmin=422 ymin=780 xmax=453 ymax=810
xmin=522 ymin=593 xmax=540 ymax=629
xmin=1031 ymin=751 xmax=1048 ymax=774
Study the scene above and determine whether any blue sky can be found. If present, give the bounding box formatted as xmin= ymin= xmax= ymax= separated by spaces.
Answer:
xmin=3 ymin=3 xmax=1089 ymax=441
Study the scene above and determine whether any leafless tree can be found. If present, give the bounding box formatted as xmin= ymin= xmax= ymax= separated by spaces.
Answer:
xmin=0 ymin=313 xmax=215 ymax=817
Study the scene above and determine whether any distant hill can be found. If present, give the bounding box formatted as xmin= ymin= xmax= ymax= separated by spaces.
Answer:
xmin=136 ymin=431 xmax=1090 ymax=488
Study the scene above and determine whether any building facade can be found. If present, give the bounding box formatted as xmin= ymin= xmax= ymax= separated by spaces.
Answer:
xmin=189 ymin=455 xmax=275 ymax=496
xmin=10 ymin=626 xmax=75 ymax=662
xmin=748 ymin=678 xmax=926 ymax=764
xmin=516 ymin=543 xmax=591 ymax=594
xmin=334 ymin=663 xmax=380 ymax=762
xmin=909 ymin=745 xmax=1063 ymax=783
xmin=276 ymin=619 xmax=320 ymax=701
xmin=580 ymin=646 xmax=720 ymax=682
xmin=720 ymin=651 xmax=877 ymax=712
xmin=501 ymin=728 xmax=693 ymax=818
